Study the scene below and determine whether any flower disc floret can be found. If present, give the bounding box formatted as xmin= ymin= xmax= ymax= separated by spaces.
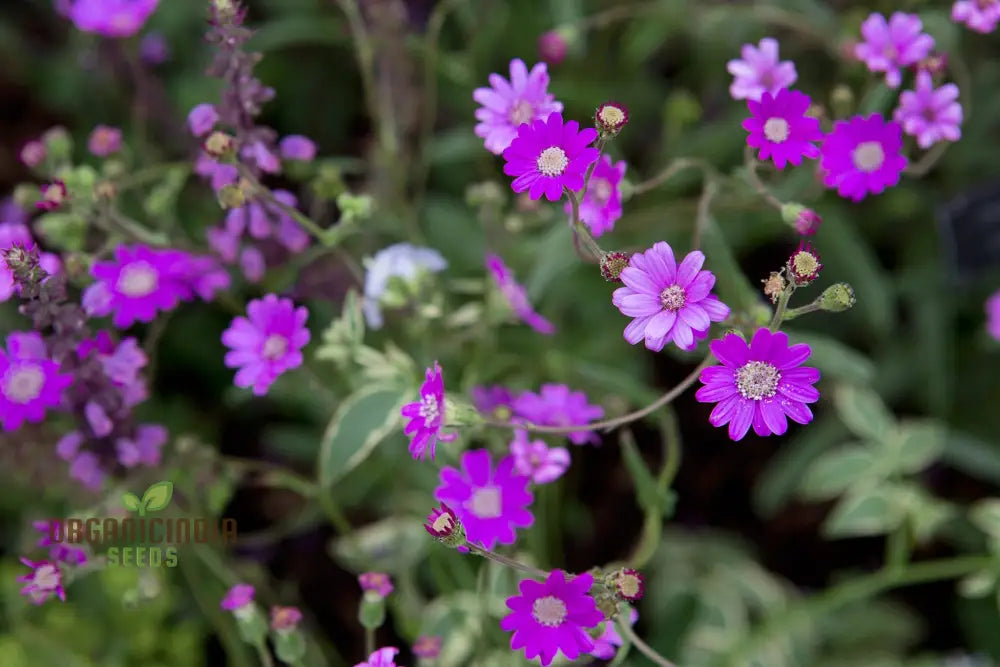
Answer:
xmin=502 ymin=113 xmax=599 ymax=202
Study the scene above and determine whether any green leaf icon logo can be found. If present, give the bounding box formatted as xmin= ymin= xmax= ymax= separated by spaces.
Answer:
xmin=139 ymin=481 xmax=173 ymax=516
xmin=122 ymin=492 xmax=141 ymax=513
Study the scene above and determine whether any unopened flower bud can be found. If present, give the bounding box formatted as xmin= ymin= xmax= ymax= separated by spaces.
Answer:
xmin=270 ymin=605 xmax=303 ymax=632
xmin=217 ymin=183 xmax=247 ymax=209
xmin=424 ymin=502 xmax=466 ymax=548
xmin=819 ymin=283 xmax=855 ymax=312
xmin=600 ymin=251 xmax=630 ymax=282
xmin=538 ymin=29 xmax=569 ymax=65
xmin=42 ymin=126 xmax=72 ymax=162
xmin=213 ymin=0 xmax=239 ymax=22
xmin=830 ymin=84 xmax=854 ymax=119
xmin=311 ymin=163 xmax=346 ymax=200
xmin=358 ymin=593 xmax=387 ymax=630
xmin=20 ymin=141 xmax=46 ymax=169
xmin=273 ymin=628 xmax=306 ymax=664
xmin=609 ymin=567 xmax=645 ymax=602
xmin=203 ymin=131 xmax=236 ymax=160
xmin=762 ymin=271 xmax=785 ymax=303
xmin=594 ymin=591 xmax=619 ymax=620
xmin=337 ymin=192 xmax=373 ymax=223
xmin=787 ymin=242 xmax=822 ymax=286
xmin=595 ymin=102 xmax=629 ymax=137
xmin=780 ymin=203 xmax=821 ymax=235
xmin=36 ymin=181 xmax=68 ymax=211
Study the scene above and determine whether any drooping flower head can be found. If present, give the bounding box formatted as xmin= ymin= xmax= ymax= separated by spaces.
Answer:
xmin=84 ymin=245 xmax=193 ymax=328
xmin=500 ymin=570 xmax=604 ymax=667
xmin=854 ymin=12 xmax=935 ymax=88
xmin=221 ymin=584 xmax=255 ymax=612
xmin=0 ymin=332 xmax=72 ymax=432
xmin=434 ymin=449 xmax=534 ymax=550
xmin=486 ymin=253 xmax=555 ymax=335
xmin=221 ymin=294 xmax=310 ymax=396
xmin=502 ymin=113 xmax=599 ymax=202
xmin=696 ymin=328 xmax=820 ymax=441
xmin=590 ymin=608 xmax=639 ymax=660
xmin=952 ymin=0 xmax=1000 ymax=33
xmin=401 ymin=361 xmax=456 ymax=460
xmin=512 ymin=384 xmax=604 ymax=446
xmin=354 ymin=647 xmax=399 ymax=667
xmin=743 ymin=89 xmax=823 ymax=169
xmin=17 ymin=558 xmax=66 ymax=605
xmin=67 ymin=0 xmax=160 ymax=38
xmin=509 ymin=430 xmax=570 ymax=484
xmin=819 ymin=113 xmax=907 ymax=202
xmin=362 ymin=243 xmax=447 ymax=329
xmin=987 ymin=290 xmax=1000 ymax=342
xmin=727 ymin=37 xmax=797 ymax=102
xmin=474 ymin=58 xmax=564 ymax=154
xmin=564 ymin=155 xmax=626 ymax=237
xmin=358 ymin=572 xmax=393 ymax=599
xmin=612 ymin=243 xmax=730 ymax=352
xmin=893 ymin=70 xmax=963 ymax=149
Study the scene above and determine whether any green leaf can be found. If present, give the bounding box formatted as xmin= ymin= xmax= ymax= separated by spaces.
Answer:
xmin=121 ymin=492 xmax=141 ymax=513
xmin=141 ymin=481 xmax=174 ymax=513
xmin=941 ymin=431 xmax=1000 ymax=486
xmin=888 ymin=420 xmax=945 ymax=474
xmin=799 ymin=445 xmax=880 ymax=501
xmin=783 ymin=330 xmax=875 ymax=385
xmin=700 ymin=216 xmax=762 ymax=313
xmin=317 ymin=387 xmax=408 ymax=488
xmin=970 ymin=499 xmax=1000 ymax=538
xmin=329 ymin=516 xmax=429 ymax=574
xmin=959 ymin=571 xmax=997 ymax=599
xmin=620 ymin=432 xmax=676 ymax=515
xmin=823 ymin=487 xmax=903 ymax=538
xmin=834 ymin=384 xmax=895 ymax=443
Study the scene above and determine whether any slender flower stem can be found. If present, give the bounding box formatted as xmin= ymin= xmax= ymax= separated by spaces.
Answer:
xmin=582 ymin=137 xmax=607 ymax=195
xmin=467 ymin=544 xmax=549 ymax=579
xmin=693 ymin=176 xmax=718 ymax=250
xmin=769 ymin=285 xmax=794 ymax=330
xmin=619 ymin=620 xmax=677 ymax=667
xmin=781 ymin=300 xmax=822 ymax=321
xmin=744 ymin=148 xmax=783 ymax=211
xmin=629 ymin=157 xmax=715 ymax=197
xmin=565 ymin=189 xmax=604 ymax=261
xmin=253 ymin=640 xmax=275 ymax=667
xmin=364 ymin=627 xmax=375 ymax=657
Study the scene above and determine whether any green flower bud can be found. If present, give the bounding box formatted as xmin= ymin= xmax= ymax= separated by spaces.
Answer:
xmin=42 ymin=126 xmax=72 ymax=162
xmin=358 ymin=592 xmax=386 ymax=630
xmin=235 ymin=605 xmax=269 ymax=645
xmin=203 ymin=131 xmax=236 ymax=161
xmin=337 ymin=192 xmax=373 ymax=223
xmin=35 ymin=213 xmax=87 ymax=252
xmin=819 ymin=283 xmax=856 ymax=312
xmin=830 ymin=84 xmax=855 ymax=119
xmin=465 ymin=181 xmax=505 ymax=208
xmin=274 ymin=630 xmax=307 ymax=664
xmin=311 ymin=163 xmax=346 ymax=200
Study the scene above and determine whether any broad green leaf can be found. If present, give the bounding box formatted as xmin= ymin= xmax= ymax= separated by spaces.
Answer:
xmin=121 ymin=492 xmax=141 ymax=512
xmin=823 ymin=487 xmax=903 ymax=538
xmin=141 ymin=481 xmax=174 ymax=513
xmin=834 ymin=384 xmax=895 ymax=443
xmin=799 ymin=445 xmax=879 ymax=501
xmin=318 ymin=387 xmax=408 ymax=487
xmin=941 ymin=431 xmax=1000 ymax=486
xmin=620 ymin=432 xmax=676 ymax=515
xmin=888 ymin=420 xmax=945 ymax=474
xmin=970 ymin=499 xmax=1000 ymax=538
xmin=783 ymin=330 xmax=874 ymax=385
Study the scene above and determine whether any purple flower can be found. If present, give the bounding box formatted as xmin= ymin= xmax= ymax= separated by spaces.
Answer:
xmin=695 ymin=328 xmax=820 ymax=441
xmin=358 ymin=572 xmax=393 ymax=598
xmin=221 ymin=191 xmax=310 ymax=254
xmin=563 ymin=155 xmax=626 ymax=237
xmin=354 ymin=647 xmax=399 ymax=667
xmin=612 ymin=243 xmax=731 ymax=352
xmin=474 ymin=58 xmax=564 ymax=155
xmin=87 ymin=125 xmax=122 ymax=157
xmin=538 ymin=31 xmax=568 ymax=66
xmin=20 ymin=140 xmax=46 ymax=168
xmin=743 ymin=89 xmax=823 ymax=169
xmin=85 ymin=401 xmax=113 ymax=437
xmin=178 ymin=254 xmax=232 ymax=302
xmin=139 ymin=31 xmax=170 ymax=64
xmin=188 ymin=104 xmax=219 ymax=138
xmin=78 ymin=332 xmax=148 ymax=407
xmin=221 ymin=583 xmax=255 ymax=611
xmin=500 ymin=570 xmax=603 ymax=667
xmin=509 ymin=430 xmax=570 ymax=484
xmin=953 ymin=0 xmax=1000 ymax=33
xmin=471 ymin=385 xmax=515 ymax=416
xmin=401 ymin=362 xmax=456 ymax=460
xmin=69 ymin=451 xmax=104 ymax=490
xmin=893 ymin=70 xmax=963 ymax=149
xmin=1 ymin=223 xmax=34 ymax=301
xmin=501 ymin=113 xmax=599 ymax=201
xmin=854 ymin=12 xmax=935 ymax=88
xmin=241 ymin=141 xmax=281 ymax=174
xmin=362 ymin=243 xmax=447 ymax=328
xmin=32 ymin=521 xmax=88 ymax=566
xmin=820 ymin=113 xmax=908 ymax=202
xmin=987 ymin=290 xmax=1000 ymax=341
xmin=280 ymin=135 xmax=317 ymax=161
xmin=486 ymin=253 xmax=555 ymax=335
xmin=221 ymin=294 xmax=310 ymax=396
xmin=726 ymin=38 xmax=797 ymax=102
xmin=590 ymin=608 xmax=639 ymax=660
xmin=0 ymin=332 xmax=72 ymax=432
xmin=434 ymin=449 xmax=534 ymax=550
xmin=84 ymin=245 xmax=193 ymax=328
xmin=511 ymin=384 xmax=604 ymax=446
xmin=412 ymin=635 xmax=443 ymax=659
xmin=17 ymin=558 xmax=66 ymax=605
xmin=67 ymin=0 xmax=159 ymax=38
xmin=270 ymin=606 xmax=303 ymax=631
xmin=240 ymin=247 xmax=265 ymax=282
xmin=115 ymin=423 xmax=167 ymax=468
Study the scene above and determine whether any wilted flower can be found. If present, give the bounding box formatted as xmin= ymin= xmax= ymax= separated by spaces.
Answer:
xmin=36 ymin=181 xmax=67 ymax=211
xmin=611 ymin=568 xmax=645 ymax=602
xmin=486 ymin=253 xmax=555 ymax=335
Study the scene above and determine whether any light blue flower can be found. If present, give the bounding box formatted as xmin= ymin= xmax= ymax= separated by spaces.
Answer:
xmin=363 ymin=243 xmax=447 ymax=328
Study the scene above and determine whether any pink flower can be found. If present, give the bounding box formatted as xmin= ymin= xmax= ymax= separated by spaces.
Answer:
xmin=538 ymin=31 xmax=568 ymax=65
xmin=88 ymin=125 xmax=123 ymax=157
xmin=222 ymin=294 xmax=310 ymax=396
xmin=279 ymin=135 xmax=317 ymax=161
xmin=695 ymin=328 xmax=820 ymax=441
xmin=358 ymin=572 xmax=393 ymax=598
xmin=412 ymin=635 xmax=443 ymax=659
xmin=953 ymin=0 xmax=1000 ymax=33
xmin=188 ymin=104 xmax=219 ymax=137
xmin=241 ymin=141 xmax=281 ymax=174
xmin=115 ymin=423 xmax=167 ymax=468
xmin=77 ymin=332 xmax=148 ymax=407
xmin=502 ymin=113 xmax=599 ymax=201
xmin=590 ymin=608 xmax=638 ymax=659
xmin=500 ymin=570 xmax=603 ymax=667
xmin=221 ymin=583 xmax=255 ymax=611
xmin=743 ymin=89 xmax=823 ymax=169
xmin=354 ymin=647 xmax=399 ymax=667
xmin=17 ymin=558 xmax=66 ymax=605
xmin=511 ymin=384 xmax=604 ymax=446
xmin=401 ymin=361 xmax=456 ymax=460
xmin=20 ymin=140 xmax=46 ymax=168
xmin=69 ymin=451 xmax=104 ymax=490
xmin=486 ymin=253 xmax=555 ymax=335
xmin=85 ymin=401 xmax=113 ymax=437
xmin=854 ymin=12 xmax=935 ymax=88
xmin=474 ymin=58 xmax=564 ymax=155
xmin=84 ymin=245 xmax=194 ymax=328
xmin=987 ymin=290 xmax=1000 ymax=341
xmin=563 ymin=155 xmax=626 ymax=237
xmin=509 ymin=430 xmax=570 ymax=484
xmin=0 ymin=332 xmax=72 ymax=432
xmin=434 ymin=449 xmax=534 ymax=550
xmin=726 ymin=38 xmax=797 ymax=102
xmin=893 ymin=70 xmax=963 ymax=149
xmin=819 ymin=113 xmax=908 ymax=202
xmin=471 ymin=385 xmax=515 ymax=416
xmin=67 ymin=0 xmax=160 ymax=38
xmin=270 ymin=606 xmax=303 ymax=632
xmin=32 ymin=521 xmax=88 ymax=566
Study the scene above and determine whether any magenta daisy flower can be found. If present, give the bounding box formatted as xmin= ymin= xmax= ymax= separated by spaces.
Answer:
xmin=563 ymin=155 xmax=626 ymax=237
xmin=726 ymin=38 xmax=797 ymax=102
xmin=696 ymin=328 xmax=820 ymax=441
xmin=221 ymin=294 xmax=310 ymax=396
xmin=953 ymin=0 xmax=1000 ymax=33
xmin=590 ymin=608 xmax=638 ymax=660
xmin=743 ymin=89 xmax=823 ymax=169
xmin=84 ymin=244 xmax=192 ymax=328
xmin=987 ymin=290 xmax=1000 ymax=341
xmin=500 ymin=570 xmax=604 ymax=667
xmin=474 ymin=58 xmax=564 ymax=155
xmin=401 ymin=361 xmax=456 ymax=460
xmin=612 ymin=243 xmax=730 ymax=352
xmin=434 ymin=449 xmax=534 ymax=550
xmin=354 ymin=647 xmax=399 ymax=667
xmin=0 ymin=332 xmax=72 ymax=432
xmin=486 ymin=253 xmax=555 ymax=335
xmin=854 ymin=12 xmax=935 ymax=88
xmin=67 ymin=0 xmax=160 ymax=38
xmin=893 ymin=70 xmax=963 ymax=149
xmin=509 ymin=430 xmax=570 ymax=484
xmin=511 ymin=384 xmax=604 ymax=446
xmin=502 ymin=113 xmax=599 ymax=202
xmin=820 ymin=114 xmax=908 ymax=202
xmin=17 ymin=558 xmax=66 ymax=605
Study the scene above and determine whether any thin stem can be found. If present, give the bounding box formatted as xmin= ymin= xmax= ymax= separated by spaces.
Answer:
xmin=565 ymin=188 xmax=603 ymax=261
xmin=630 ymin=157 xmax=714 ymax=197
xmin=364 ymin=627 xmax=375 ymax=657
xmin=582 ymin=137 xmax=607 ymax=195
xmin=744 ymin=147 xmax=783 ymax=210
xmin=693 ymin=177 xmax=717 ymax=250
xmin=619 ymin=620 xmax=677 ymax=667
xmin=769 ymin=285 xmax=794 ymax=330
xmin=467 ymin=543 xmax=549 ymax=579
xmin=236 ymin=164 xmax=331 ymax=243
xmin=886 ymin=521 xmax=910 ymax=571
xmin=781 ymin=300 xmax=822 ymax=321
xmin=317 ymin=490 xmax=353 ymax=535
xmin=253 ymin=641 xmax=275 ymax=667
xmin=334 ymin=0 xmax=381 ymax=149
xmin=903 ymin=141 xmax=949 ymax=177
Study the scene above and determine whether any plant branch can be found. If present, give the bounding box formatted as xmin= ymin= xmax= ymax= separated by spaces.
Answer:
xmin=467 ymin=543 xmax=549 ymax=579
xmin=619 ymin=620 xmax=677 ymax=667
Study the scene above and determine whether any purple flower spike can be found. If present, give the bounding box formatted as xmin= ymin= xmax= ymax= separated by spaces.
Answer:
xmin=743 ymin=89 xmax=823 ymax=169
xmin=820 ymin=113 xmax=907 ymax=202
xmin=188 ymin=104 xmax=219 ymax=138
xmin=893 ymin=70 xmax=963 ymax=149
xmin=486 ymin=254 xmax=555 ymax=335
xmin=221 ymin=294 xmax=310 ymax=396
xmin=854 ymin=12 xmax=935 ymax=88
xmin=727 ymin=37 xmax=797 ymax=102
xmin=474 ymin=58 xmax=564 ymax=155
xmin=502 ymin=113 xmax=599 ymax=202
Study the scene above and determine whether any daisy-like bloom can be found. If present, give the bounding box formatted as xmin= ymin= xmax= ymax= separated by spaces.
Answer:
xmin=953 ymin=0 xmax=1000 ymax=33
xmin=84 ymin=244 xmax=193 ymax=328
xmin=221 ymin=294 xmax=310 ymax=396
xmin=68 ymin=0 xmax=160 ymax=38
xmin=279 ymin=135 xmax=317 ymax=162
xmin=358 ymin=572 xmax=393 ymax=599
xmin=727 ymin=38 xmax=797 ymax=102
xmin=612 ymin=243 xmax=731 ymax=352
xmin=0 ymin=332 xmax=72 ymax=432
xmin=512 ymin=384 xmax=604 ymax=446
xmin=590 ymin=608 xmax=638 ymax=660
xmin=854 ymin=12 xmax=935 ymax=88
xmin=474 ymin=58 xmax=563 ymax=155
xmin=595 ymin=102 xmax=629 ymax=136
xmin=509 ymin=430 xmax=570 ymax=484
xmin=434 ymin=449 xmax=534 ymax=550
xmin=987 ymin=290 xmax=1000 ymax=341
xmin=486 ymin=253 xmax=555 ymax=335
xmin=221 ymin=584 xmax=255 ymax=612
xmin=743 ymin=89 xmax=823 ymax=169
xmin=188 ymin=104 xmax=219 ymax=137
xmin=696 ymin=328 xmax=820 ymax=441
xmin=36 ymin=181 xmax=68 ymax=211
xmin=500 ymin=570 xmax=604 ymax=667
xmin=401 ymin=361 xmax=456 ymax=460
xmin=612 ymin=568 xmax=645 ymax=602
xmin=563 ymin=155 xmax=626 ymax=237
xmin=413 ymin=635 xmax=443 ymax=659
xmin=893 ymin=70 xmax=963 ymax=149
xmin=88 ymin=125 xmax=123 ymax=157
xmin=17 ymin=558 xmax=66 ymax=605
xmin=362 ymin=243 xmax=447 ymax=329
xmin=819 ymin=114 xmax=907 ymax=202
xmin=502 ymin=113 xmax=599 ymax=202
xmin=270 ymin=606 xmax=303 ymax=632
xmin=354 ymin=647 xmax=399 ymax=667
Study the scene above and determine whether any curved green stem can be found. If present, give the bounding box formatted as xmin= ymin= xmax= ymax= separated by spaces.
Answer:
xmin=630 ymin=157 xmax=717 ymax=198
xmin=744 ymin=147 xmax=783 ymax=211
xmin=236 ymin=164 xmax=330 ymax=243
xmin=619 ymin=620 xmax=677 ymax=667
xmin=565 ymin=188 xmax=604 ymax=261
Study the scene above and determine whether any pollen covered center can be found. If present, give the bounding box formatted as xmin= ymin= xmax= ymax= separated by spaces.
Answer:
xmin=852 ymin=141 xmax=885 ymax=172
xmin=617 ymin=573 xmax=642 ymax=598
xmin=33 ymin=564 xmax=60 ymax=589
xmin=431 ymin=512 xmax=453 ymax=533
xmin=509 ymin=100 xmax=534 ymax=126
xmin=261 ymin=334 xmax=288 ymax=360
xmin=418 ymin=394 xmax=440 ymax=422
xmin=532 ymin=595 xmax=568 ymax=628
xmin=3 ymin=364 xmax=45 ymax=404
xmin=792 ymin=251 xmax=819 ymax=276
xmin=537 ymin=146 xmax=569 ymax=177
xmin=735 ymin=361 xmax=781 ymax=400
xmin=598 ymin=105 xmax=626 ymax=128
xmin=117 ymin=262 xmax=159 ymax=297
xmin=467 ymin=485 xmax=503 ymax=519
xmin=763 ymin=117 xmax=790 ymax=143
xmin=659 ymin=284 xmax=687 ymax=311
